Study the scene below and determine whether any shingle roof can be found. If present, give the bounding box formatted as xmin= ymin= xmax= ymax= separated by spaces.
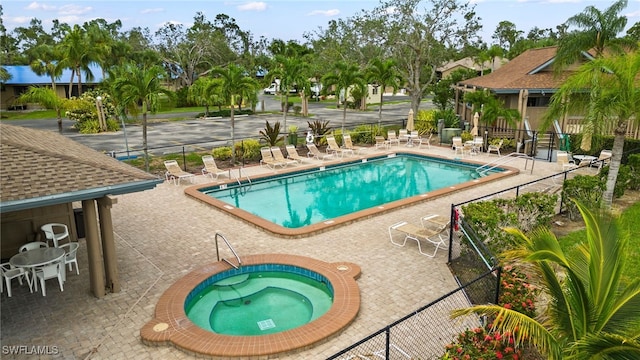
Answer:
xmin=0 ymin=124 xmax=161 ymax=210
xmin=458 ymin=46 xmax=570 ymax=93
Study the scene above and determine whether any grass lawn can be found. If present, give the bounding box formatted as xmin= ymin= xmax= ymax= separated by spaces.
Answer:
xmin=559 ymin=201 xmax=640 ymax=284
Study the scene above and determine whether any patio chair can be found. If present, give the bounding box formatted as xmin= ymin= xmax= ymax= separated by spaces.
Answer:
xmin=41 ymin=223 xmax=69 ymax=247
xmin=19 ymin=241 xmax=48 ymax=252
xmin=306 ymin=143 xmax=334 ymax=160
xmin=591 ymin=149 xmax=612 ymax=170
xmin=285 ymin=145 xmax=307 ymax=163
xmin=375 ymin=136 xmax=390 ymax=149
xmin=260 ymin=147 xmax=287 ymax=169
xmin=201 ymin=155 xmax=227 ymax=180
xmin=34 ymin=258 xmax=65 ymax=296
xmin=326 ymin=136 xmax=353 ymax=157
xmin=387 ymin=131 xmax=400 ymax=146
xmin=388 ymin=215 xmax=449 ymax=257
xmin=271 ymin=146 xmax=298 ymax=167
xmin=487 ymin=139 xmax=503 ymax=156
xmin=417 ymin=133 xmax=432 ymax=149
xmin=164 ymin=160 xmax=196 ymax=185
xmin=59 ymin=242 xmax=79 ymax=275
xmin=557 ymin=151 xmax=591 ymax=171
xmin=398 ymin=129 xmax=410 ymax=144
xmin=342 ymin=134 xmax=366 ymax=154
xmin=452 ymin=137 xmax=464 ymax=157
xmin=1 ymin=262 xmax=30 ymax=297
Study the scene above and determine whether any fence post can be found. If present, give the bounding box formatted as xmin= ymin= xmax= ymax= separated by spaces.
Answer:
xmin=182 ymin=146 xmax=187 ymax=171
xmin=494 ymin=266 xmax=502 ymax=305
xmin=384 ymin=326 xmax=391 ymax=360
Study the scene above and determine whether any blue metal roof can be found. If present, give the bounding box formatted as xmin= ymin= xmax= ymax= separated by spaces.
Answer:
xmin=2 ymin=63 xmax=103 ymax=85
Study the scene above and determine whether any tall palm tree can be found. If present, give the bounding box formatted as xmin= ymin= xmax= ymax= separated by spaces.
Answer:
xmin=270 ymin=54 xmax=310 ymax=138
xmin=113 ymin=63 xmax=172 ymax=172
xmin=17 ymin=87 xmax=67 ymax=131
xmin=28 ymin=43 xmax=65 ymax=131
xmin=555 ymin=0 xmax=635 ymax=68
xmin=208 ymin=64 xmax=258 ymax=164
xmin=322 ymin=61 xmax=366 ymax=133
xmin=59 ymin=25 xmax=94 ymax=98
xmin=544 ymin=52 xmax=640 ymax=208
xmin=366 ymin=58 xmax=402 ymax=127
xmin=452 ymin=200 xmax=640 ymax=359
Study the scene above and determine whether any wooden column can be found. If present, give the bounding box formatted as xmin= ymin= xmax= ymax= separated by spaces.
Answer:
xmin=98 ymin=196 xmax=120 ymax=293
xmin=82 ymin=199 xmax=106 ymax=298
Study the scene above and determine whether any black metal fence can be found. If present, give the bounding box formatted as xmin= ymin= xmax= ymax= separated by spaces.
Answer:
xmin=326 ymin=269 xmax=499 ymax=360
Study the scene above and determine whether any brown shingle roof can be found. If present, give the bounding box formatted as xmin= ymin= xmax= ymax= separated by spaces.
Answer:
xmin=1 ymin=123 xmax=161 ymax=207
xmin=458 ymin=46 xmax=571 ymax=92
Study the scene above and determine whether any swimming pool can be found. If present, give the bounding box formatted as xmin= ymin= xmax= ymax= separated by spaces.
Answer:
xmin=186 ymin=152 xmax=516 ymax=237
xmin=185 ymin=265 xmax=334 ymax=336
xmin=141 ymin=254 xmax=361 ymax=357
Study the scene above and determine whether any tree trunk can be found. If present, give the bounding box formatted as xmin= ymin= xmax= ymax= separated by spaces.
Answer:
xmin=143 ymin=111 xmax=149 ymax=172
xmin=76 ymin=67 xmax=83 ymax=97
xmin=342 ymin=103 xmax=347 ymax=133
xmin=230 ymin=106 xmax=236 ymax=164
xmin=283 ymin=94 xmax=289 ymax=144
xmin=602 ymin=128 xmax=626 ymax=208
xmin=56 ymin=109 xmax=63 ymax=133
xmin=378 ymin=91 xmax=384 ymax=128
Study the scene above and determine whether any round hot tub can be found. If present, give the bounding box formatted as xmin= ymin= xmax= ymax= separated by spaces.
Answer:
xmin=141 ymin=254 xmax=361 ymax=358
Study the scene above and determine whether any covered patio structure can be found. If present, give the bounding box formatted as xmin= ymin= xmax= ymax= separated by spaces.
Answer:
xmin=0 ymin=123 xmax=163 ymax=297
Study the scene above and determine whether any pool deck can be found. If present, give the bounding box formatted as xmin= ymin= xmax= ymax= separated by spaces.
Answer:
xmin=0 ymin=144 xmax=567 ymax=359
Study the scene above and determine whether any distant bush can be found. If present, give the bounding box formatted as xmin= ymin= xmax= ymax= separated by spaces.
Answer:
xmin=212 ymin=147 xmax=232 ymax=160
xmin=562 ymin=175 xmax=605 ymax=220
xmin=235 ymin=139 xmax=262 ymax=161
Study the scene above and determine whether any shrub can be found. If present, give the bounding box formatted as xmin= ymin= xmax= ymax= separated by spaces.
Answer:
xmin=65 ymin=90 xmax=118 ymax=134
xmin=599 ymin=164 xmax=632 ymax=198
xmin=498 ymin=265 xmax=538 ymax=318
xmin=415 ymin=109 xmax=437 ymax=135
xmin=441 ymin=326 xmax=522 ymax=360
xmin=349 ymin=125 xmax=375 ymax=144
xmin=212 ymin=146 xmax=232 ymax=160
xmin=628 ymin=154 xmax=640 ymax=190
xmin=259 ymin=120 xmax=284 ymax=146
xmin=562 ymin=175 xmax=605 ymax=220
xmin=293 ymin=105 xmax=302 ymax=115
xmin=461 ymin=131 xmax=473 ymax=143
xmin=234 ymin=139 xmax=261 ymax=161
xmin=434 ymin=109 xmax=460 ymax=128
xmin=307 ymin=119 xmax=332 ymax=144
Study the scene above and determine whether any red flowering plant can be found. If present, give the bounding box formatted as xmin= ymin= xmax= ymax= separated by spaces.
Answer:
xmin=498 ymin=265 xmax=539 ymax=318
xmin=441 ymin=326 xmax=522 ymax=360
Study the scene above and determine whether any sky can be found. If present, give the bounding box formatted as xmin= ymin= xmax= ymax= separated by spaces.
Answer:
xmin=2 ymin=0 xmax=639 ymax=45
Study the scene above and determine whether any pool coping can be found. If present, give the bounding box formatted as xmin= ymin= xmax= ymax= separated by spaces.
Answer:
xmin=184 ymin=150 xmax=520 ymax=238
xmin=140 ymin=254 xmax=361 ymax=358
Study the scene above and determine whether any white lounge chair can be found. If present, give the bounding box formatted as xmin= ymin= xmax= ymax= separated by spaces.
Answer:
xmin=452 ymin=137 xmax=464 ymax=157
xmin=326 ymin=136 xmax=353 ymax=157
xmin=375 ymin=136 xmax=390 ymax=149
xmin=387 ymin=131 xmax=400 ymax=146
xmin=487 ymin=139 xmax=503 ymax=156
xmin=260 ymin=147 xmax=287 ymax=169
xmin=285 ymin=145 xmax=306 ymax=163
xmin=417 ymin=133 xmax=432 ymax=149
xmin=306 ymin=143 xmax=334 ymax=160
xmin=591 ymin=149 xmax=612 ymax=170
xmin=388 ymin=215 xmax=450 ymax=257
xmin=398 ymin=129 xmax=410 ymax=144
xmin=271 ymin=146 xmax=298 ymax=167
xmin=164 ymin=160 xmax=196 ymax=185
xmin=342 ymin=134 xmax=366 ymax=154
xmin=201 ymin=155 xmax=227 ymax=180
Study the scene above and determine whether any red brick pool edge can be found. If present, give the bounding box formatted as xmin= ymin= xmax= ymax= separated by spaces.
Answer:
xmin=140 ymin=254 xmax=361 ymax=358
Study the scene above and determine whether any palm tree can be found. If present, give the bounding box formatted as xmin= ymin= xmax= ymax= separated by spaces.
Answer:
xmin=555 ymin=0 xmax=635 ymax=69
xmin=28 ymin=43 xmax=65 ymax=131
xmin=452 ymin=200 xmax=640 ymax=359
xmin=544 ymin=52 xmax=640 ymax=208
xmin=366 ymin=58 xmax=402 ymax=127
xmin=270 ymin=54 xmax=310 ymax=139
xmin=113 ymin=63 xmax=172 ymax=172
xmin=59 ymin=25 xmax=94 ymax=98
xmin=322 ymin=61 xmax=366 ymax=133
xmin=17 ymin=87 xmax=67 ymax=132
xmin=208 ymin=64 xmax=258 ymax=164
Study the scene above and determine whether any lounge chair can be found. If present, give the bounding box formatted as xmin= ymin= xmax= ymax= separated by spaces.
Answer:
xmin=326 ymin=136 xmax=353 ymax=157
xmin=306 ymin=143 xmax=334 ymax=160
xmin=271 ymin=146 xmax=298 ymax=166
xmin=387 ymin=131 xmax=400 ymax=146
xmin=201 ymin=155 xmax=227 ymax=180
xmin=398 ymin=129 xmax=410 ymax=144
xmin=260 ymin=147 xmax=287 ymax=169
xmin=487 ymin=139 xmax=503 ymax=156
xmin=164 ymin=160 xmax=196 ymax=185
xmin=452 ymin=137 xmax=464 ymax=157
xmin=388 ymin=214 xmax=450 ymax=257
xmin=342 ymin=134 xmax=366 ymax=154
xmin=285 ymin=145 xmax=307 ymax=163
xmin=417 ymin=133 xmax=432 ymax=149
xmin=375 ymin=136 xmax=390 ymax=149
xmin=591 ymin=149 xmax=612 ymax=170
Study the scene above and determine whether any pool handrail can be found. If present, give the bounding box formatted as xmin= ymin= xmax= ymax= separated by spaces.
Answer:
xmin=475 ymin=152 xmax=535 ymax=175
xmin=214 ymin=231 xmax=242 ymax=269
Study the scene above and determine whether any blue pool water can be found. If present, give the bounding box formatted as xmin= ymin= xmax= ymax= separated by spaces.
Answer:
xmin=185 ymin=265 xmax=333 ymax=336
xmin=200 ymin=154 xmax=492 ymax=229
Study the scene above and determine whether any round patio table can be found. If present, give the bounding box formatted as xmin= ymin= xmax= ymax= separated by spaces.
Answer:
xmin=10 ymin=247 xmax=66 ymax=292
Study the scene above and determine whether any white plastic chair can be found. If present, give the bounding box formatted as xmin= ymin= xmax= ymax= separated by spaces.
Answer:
xmin=487 ymin=139 xmax=503 ymax=156
xmin=59 ymin=242 xmax=80 ymax=275
xmin=41 ymin=223 xmax=69 ymax=247
xmin=35 ymin=259 xmax=64 ymax=296
xmin=19 ymin=241 xmax=49 ymax=252
xmin=452 ymin=137 xmax=464 ymax=156
xmin=1 ymin=263 xmax=30 ymax=297
xmin=387 ymin=131 xmax=400 ymax=146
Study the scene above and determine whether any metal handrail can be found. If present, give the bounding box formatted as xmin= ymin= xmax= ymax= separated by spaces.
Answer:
xmin=476 ymin=152 xmax=536 ymax=175
xmin=214 ymin=231 xmax=241 ymax=269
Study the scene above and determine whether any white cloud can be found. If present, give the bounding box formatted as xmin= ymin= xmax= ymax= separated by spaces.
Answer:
xmin=141 ymin=8 xmax=164 ymax=15
xmin=57 ymin=15 xmax=81 ymax=23
xmin=237 ymin=2 xmax=267 ymax=11
xmin=58 ymin=4 xmax=92 ymax=16
xmin=25 ymin=2 xmax=56 ymax=11
xmin=626 ymin=10 xmax=640 ymax=18
xmin=307 ymin=9 xmax=340 ymax=17
xmin=6 ymin=16 xmax=33 ymax=26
